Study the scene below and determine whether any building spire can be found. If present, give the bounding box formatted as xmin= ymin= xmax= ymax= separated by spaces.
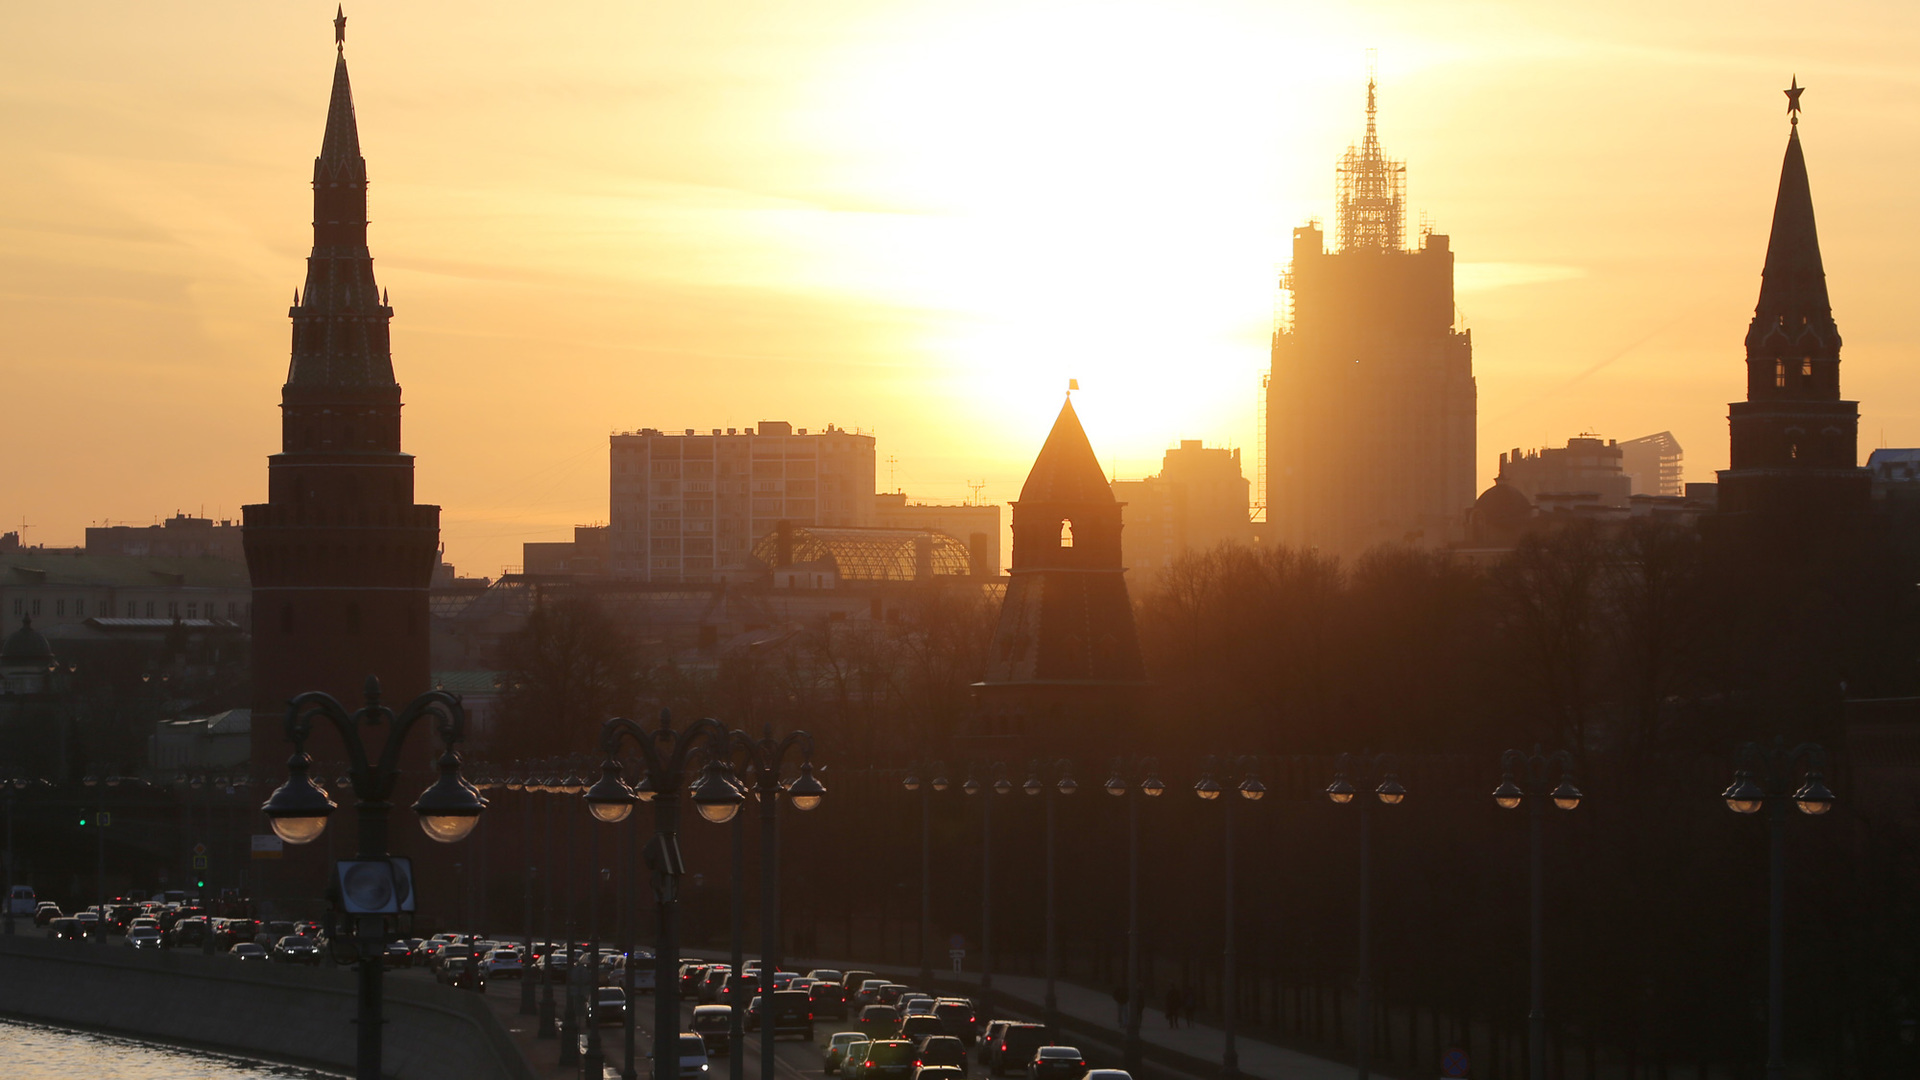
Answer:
xmin=1746 ymin=78 xmax=1836 ymax=357
xmin=334 ymin=5 xmax=346 ymax=51
xmin=1336 ymin=52 xmax=1406 ymax=253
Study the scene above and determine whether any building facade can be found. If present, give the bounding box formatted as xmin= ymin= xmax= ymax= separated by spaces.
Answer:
xmin=1267 ymin=78 xmax=1476 ymax=555
xmin=1715 ymin=94 xmax=1871 ymax=530
xmin=1617 ymin=432 xmax=1684 ymax=497
xmin=241 ymin=32 xmax=440 ymax=787
xmin=1497 ymin=436 xmax=1632 ymax=508
xmin=85 ymin=515 xmax=245 ymax=561
xmin=609 ymin=422 xmax=876 ymax=582
xmin=872 ymin=493 xmax=1001 ymax=577
xmin=1111 ymin=440 xmax=1253 ymax=576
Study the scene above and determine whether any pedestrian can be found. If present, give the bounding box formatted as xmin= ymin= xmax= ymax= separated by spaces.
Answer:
xmin=1113 ymin=984 xmax=1129 ymax=1026
xmin=1165 ymin=985 xmax=1182 ymax=1028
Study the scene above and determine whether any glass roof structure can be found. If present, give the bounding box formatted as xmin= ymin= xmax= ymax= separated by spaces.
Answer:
xmin=752 ymin=526 xmax=972 ymax=583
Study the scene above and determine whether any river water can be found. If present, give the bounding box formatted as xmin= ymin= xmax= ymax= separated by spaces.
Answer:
xmin=0 ymin=1017 xmax=339 ymax=1079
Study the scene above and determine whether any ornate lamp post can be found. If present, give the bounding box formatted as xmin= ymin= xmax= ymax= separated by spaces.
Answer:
xmin=963 ymin=763 xmax=1013 ymax=1022
xmin=1022 ymin=758 xmax=1076 ymax=1030
xmin=558 ymin=764 xmax=586 ymax=1069
xmin=536 ymin=766 xmax=562 ymax=1038
xmin=581 ymin=711 xmax=745 ymax=1080
xmin=1721 ymin=740 xmax=1833 ymax=1080
xmin=259 ymin=676 xmax=487 ymax=1080
xmin=725 ymin=725 xmax=826 ymax=1080
xmin=902 ymin=761 xmax=949 ymax=985
xmin=1195 ymin=756 xmax=1264 ymax=1080
xmin=1325 ymin=753 xmax=1404 ymax=1080
xmin=1104 ymin=758 xmax=1163 ymax=1074
xmin=1493 ymin=748 xmax=1582 ymax=1080
xmin=506 ymin=766 xmax=540 ymax=1017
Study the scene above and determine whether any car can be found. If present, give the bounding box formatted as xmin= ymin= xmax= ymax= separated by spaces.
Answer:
xmin=863 ymin=1040 xmax=917 ymax=1080
xmin=594 ymin=986 xmax=628 ymax=1026
xmin=535 ymin=949 xmax=573 ymax=983
xmin=808 ymin=968 xmax=846 ymax=985
xmin=484 ymin=948 xmax=524 ymax=978
xmin=914 ymin=1069 xmax=966 ymax=1080
xmin=986 ymin=1024 xmax=1047 ymax=1076
xmin=1025 ymin=1047 xmax=1086 ymax=1080
xmin=900 ymin=995 xmax=937 ymax=1016
xmin=843 ymin=1039 xmax=874 ymax=1076
xmin=856 ymin=980 xmax=894 ymax=1007
xmin=125 ymin=927 xmax=163 ymax=950
xmin=272 ymin=935 xmax=321 ymax=964
xmin=900 ymin=1015 xmax=945 ymax=1043
xmin=677 ymin=1032 xmax=713 ymax=1079
xmin=128 ymin=917 xmax=159 ymax=933
xmin=1083 ymin=1071 xmax=1132 ymax=1080
xmin=6 ymin=884 xmax=36 ymax=917
xmin=698 ymin=966 xmax=732 ymax=1004
xmin=48 ymin=917 xmax=82 ymax=942
xmin=877 ymin=985 xmax=910 ymax=1008
xmin=790 ymin=977 xmax=817 ymax=995
xmin=771 ymin=971 xmax=802 ymax=992
xmin=682 ymin=962 xmax=712 ymax=993
xmin=33 ymin=902 xmax=61 ymax=927
xmin=383 ymin=941 xmax=414 ymax=968
xmin=767 ymin=989 xmax=814 ymax=1039
xmin=229 ymin=942 xmax=270 ymax=961
xmin=914 ymin=1035 xmax=967 ymax=1074
xmin=691 ymin=1005 xmax=734 ymax=1055
xmin=933 ymin=1001 xmax=978 ymax=1045
xmin=825 ymin=1032 xmax=869 ymax=1074
xmin=73 ymin=911 xmax=102 ymax=939
xmin=842 ymin=970 xmax=877 ymax=1002
xmin=857 ymin=1005 xmax=902 ymax=1041
xmin=811 ymin=981 xmax=850 ymax=1019
xmin=719 ymin=973 xmax=754 ymax=1007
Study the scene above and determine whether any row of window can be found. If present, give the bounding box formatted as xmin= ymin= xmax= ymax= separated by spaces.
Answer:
xmin=10 ymin=597 xmax=247 ymax=620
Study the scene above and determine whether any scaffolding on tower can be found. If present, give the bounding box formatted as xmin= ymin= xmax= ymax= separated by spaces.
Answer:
xmin=1335 ymin=60 xmax=1407 ymax=254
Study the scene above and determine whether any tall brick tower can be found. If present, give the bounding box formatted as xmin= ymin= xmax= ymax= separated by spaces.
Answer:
xmin=1716 ymin=80 xmax=1871 ymax=532
xmin=244 ymin=15 xmax=440 ymax=801
xmin=974 ymin=396 xmax=1148 ymax=754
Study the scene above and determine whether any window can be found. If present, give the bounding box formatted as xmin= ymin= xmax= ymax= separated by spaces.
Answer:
xmin=145 ymin=601 xmax=155 ymax=617
xmin=1059 ymin=520 xmax=1074 ymax=548
xmin=10 ymin=600 xmax=19 ymax=616
xmin=56 ymin=600 xmax=65 ymax=617
xmin=1775 ymin=358 xmax=1786 ymax=388
xmin=186 ymin=603 xmax=197 ymax=618
xmin=228 ymin=602 xmax=238 ymax=617
xmin=167 ymin=601 xmax=179 ymax=618
xmin=30 ymin=599 xmax=39 ymax=616
xmin=74 ymin=599 xmax=84 ymax=617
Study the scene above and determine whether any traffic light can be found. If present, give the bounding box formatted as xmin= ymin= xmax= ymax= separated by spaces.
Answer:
xmin=196 ymin=880 xmax=206 ymax=888
xmin=78 ymin=816 xmax=87 ymax=826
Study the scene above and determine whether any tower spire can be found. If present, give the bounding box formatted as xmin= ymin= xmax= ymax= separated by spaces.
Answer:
xmin=1746 ymin=79 xmax=1834 ymax=359
xmin=1336 ymin=53 xmax=1406 ymax=253
xmin=334 ymin=5 xmax=346 ymax=51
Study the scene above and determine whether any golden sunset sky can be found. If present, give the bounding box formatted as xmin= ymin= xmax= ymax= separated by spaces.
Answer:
xmin=6 ymin=1 xmax=1919 ymax=575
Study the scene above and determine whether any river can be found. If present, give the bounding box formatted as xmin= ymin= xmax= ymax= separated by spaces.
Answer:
xmin=0 ymin=1017 xmax=339 ymax=1079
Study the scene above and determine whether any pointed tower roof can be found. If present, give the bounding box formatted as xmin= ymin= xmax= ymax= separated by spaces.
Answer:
xmin=1018 ymin=398 xmax=1115 ymax=505
xmin=1746 ymin=105 xmax=1838 ymax=354
xmin=318 ymin=50 xmax=362 ymax=172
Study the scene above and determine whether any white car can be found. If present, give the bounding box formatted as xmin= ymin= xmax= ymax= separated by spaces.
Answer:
xmin=677 ymin=1032 xmax=712 ymax=1079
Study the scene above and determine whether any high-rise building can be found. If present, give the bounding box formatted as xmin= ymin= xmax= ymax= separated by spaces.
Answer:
xmin=975 ymin=398 xmax=1147 ymax=753
xmin=1716 ymin=86 xmax=1870 ymax=528
xmin=1266 ymin=76 xmax=1476 ymax=555
xmin=609 ymin=422 xmax=875 ymax=582
xmin=1111 ymin=441 xmax=1253 ymax=576
xmin=1497 ymin=436 xmax=1632 ymax=508
xmin=242 ymin=26 xmax=440 ymax=787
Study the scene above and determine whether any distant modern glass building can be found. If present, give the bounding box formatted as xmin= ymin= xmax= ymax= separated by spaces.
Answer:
xmin=608 ymin=422 xmax=876 ymax=582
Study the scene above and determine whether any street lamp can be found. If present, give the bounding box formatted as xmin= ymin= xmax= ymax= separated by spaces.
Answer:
xmin=1195 ymin=756 xmax=1263 ymax=1080
xmin=1326 ymin=753 xmax=1403 ymax=1080
xmin=506 ymin=765 xmax=541 ymax=1018
xmin=962 ymin=763 xmax=1012 ymax=1023
xmin=582 ymin=710 xmax=743 ymax=1080
xmin=1105 ymin=757 xmax=1163 ymax=1075
xmin=1722 ymin=740 xmax=1832 ymax=1080
xmin=1023 ymin=758 xmax=1076 ymax=1030
xmin=902 ymin=761 xmax=948 ymax=985
xmin=724 ymin=725 xmax=825 ymax=1080
xmin=1494 ymin=747 xmax=1582 ymax=1080
xmin=259 ymin=676 xmax=486 ymax=1080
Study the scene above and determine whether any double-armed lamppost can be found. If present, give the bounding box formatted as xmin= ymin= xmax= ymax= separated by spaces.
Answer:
xmin=963 ymin=763 xmax=1013 ymax=1022
xmin=1104 ymin=758 xmax=1163 ymax=1074
xmin=1721 ymin=740 xmax=1833 ymax=1080
xmin=582 ymin=711 xmax=748 ymax=1080
xmin=724 ymin=725 xmax=826 ymax=1080
xmin=1493 ymin=747 xmax=1583 ymax=1080
xmin=1023 ymin=758 xmax=1077 ymax=1030
xmin=1325 ymin=753 xmax=1404 ymax=1080
xmin=1195 ymin=756 xmax=1265 ymax=1080
xmin=903 ymin=761 xmax=949 ymax=985
xmin=259 ymin=676 xmax=488 ymax=1080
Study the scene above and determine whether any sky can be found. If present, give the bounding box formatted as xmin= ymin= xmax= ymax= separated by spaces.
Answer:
xmin=6 ymin=1 xmax=1920 ymax=576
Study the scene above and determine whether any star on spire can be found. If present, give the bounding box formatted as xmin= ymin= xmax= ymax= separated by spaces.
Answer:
xmin=334 ymin=5 xmax=347 ymax=51
xmin=1785 ymin=75 xmax=1804 ymax=126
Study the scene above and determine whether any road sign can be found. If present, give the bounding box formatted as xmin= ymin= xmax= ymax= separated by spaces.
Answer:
xmin=99 ymin=812 xmax=111 ymax=827
xmin=1440 ymin=1048 xmax=1470 ymax=1078
xmin=192 ymin=843 xmax=208 ymax=857
xmin=251 ymin=834 xmax=283 ymax=861
xmin=948 ymin=933 xmax=966 ymax=950
xmin=949 ymin=949 xmax=965 ymax=974
xmin=191 ymin=855 xmax=208 ymax=870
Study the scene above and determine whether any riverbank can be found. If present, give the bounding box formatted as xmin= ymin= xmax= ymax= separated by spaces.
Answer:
xmin=0 ymin=935 xmax=536 ymax=1080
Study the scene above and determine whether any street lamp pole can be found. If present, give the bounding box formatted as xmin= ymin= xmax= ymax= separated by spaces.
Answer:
xmin=540 ymin=768 xmax=560 ymax=1038
xmin=1326 ymin=753 xmax=1405 ymax=1080
xmin=903 ymin=761 xmax=946 ymax=986
xmin=963 ymin=764 xmax=1011 ymax=1022
xmin=582 ymin=711 xmax=745 ymax=1080
xmin=1493 ymin=748 xmax=1583 ymax=1080
xmin=1023 ymin=759 xmax=1077 ymax=1031
xmin=561 ymin=765 xmax=583 ymax=1068
xmin=1105 ymin=759 xmax=1163 ymax=1075
xmin=1721 ymin=740 xmax=1834 ymax=1080
xmin=1196 ymin=756 xmax=1264 ymax=1080
xmin=730 ymin=803 xmax=747 ymax=1080
xmin=259 ymin=676 xmax=487 ymax=1080
xmin=725 ymin=724 xmax=826 ymax=1080
xmin=511 ymin=768 xmax=538 ymax=1017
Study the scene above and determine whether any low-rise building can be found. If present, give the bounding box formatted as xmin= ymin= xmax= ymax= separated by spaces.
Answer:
xmin=1110 ymin=440 xmax=1253 ymax=576
xmin=872 ymin=494 xmax=1001 ymax=577
xmin=1497 ymin=436 xmax=1633 ymax=508
xmin=86 ymin=514 xmax=245 ymax=561
xmin=2 ymin=553 xmax=250 ymax=639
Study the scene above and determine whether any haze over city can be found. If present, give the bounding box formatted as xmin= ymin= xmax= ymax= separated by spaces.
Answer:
xmin=8 ymin=0 xmax=1920 ymax=573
